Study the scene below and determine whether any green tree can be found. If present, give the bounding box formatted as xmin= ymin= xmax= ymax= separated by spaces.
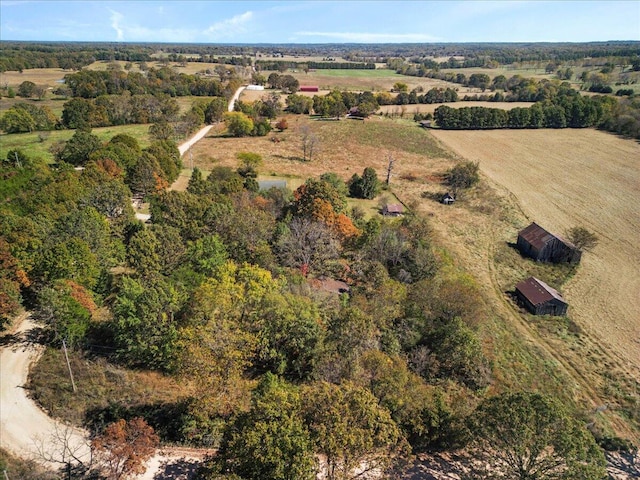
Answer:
xmin=302 ymin=381 xmax=406 ymax=480
xmin=112 ymin=275 xmax=183 ymax=371
xmin=218 ymin=374 xmax=316 ymax=480
xmin=186 ymin=234 xmax=228 ymax=277
xmin=445 ymin=161 xmax=480 ymax=191
xmin=37 ymin=280 xmax=92 ymax=348
xmin=57 ymin=130 xmax=102 ymax=166
xmin=285 ymin=94 xmax=313 ymax=114
xmin=17 ymin=80 xmax=36 ymax=98
xmin=468 ymin=392 xmax=606 ymax=480
xmin=224 ymin=112 xmax=254 ymax=137
xmin=348 ymin=167 xmax=381 ymax=199
xmin=205 ymin=97 xmax=229 ymax=123
xmin=236 ymin=151 xmax=263 ymax=178
xmin=0 ymin=108 xmax=36 ymax=133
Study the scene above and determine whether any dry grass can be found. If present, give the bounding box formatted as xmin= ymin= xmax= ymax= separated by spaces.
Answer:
xmin=429 ymin=128 xmax=640 ymax=369
xmin=425 ymin=128 xmax=640 ymax=439
xmin=29 ymin=345 xmax=188 ymax=430
xmin=183 ymin=115 xmax=455 ymax=186
xmin=0 ymin=68 xmax=67 ymax=88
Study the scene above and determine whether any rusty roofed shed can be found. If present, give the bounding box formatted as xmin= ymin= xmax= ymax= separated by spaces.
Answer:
xmin=515 ymin=276 xmax=568 ymax=316
xmin=516 ymin=222 xmax=581 ymax=264
xmin=382 ymin=204 xmax=404 ymax=216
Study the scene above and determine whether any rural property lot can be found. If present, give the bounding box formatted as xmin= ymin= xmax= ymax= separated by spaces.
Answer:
xmin=429 ymin=128 xmax=640 ymax=368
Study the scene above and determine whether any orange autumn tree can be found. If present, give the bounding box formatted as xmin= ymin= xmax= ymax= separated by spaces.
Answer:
xmin=92 ymin=417 xmax=159 ymax=480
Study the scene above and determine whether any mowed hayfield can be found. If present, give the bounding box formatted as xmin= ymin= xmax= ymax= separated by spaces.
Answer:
xmin=429 ymin=128 xmax=640 ymax=368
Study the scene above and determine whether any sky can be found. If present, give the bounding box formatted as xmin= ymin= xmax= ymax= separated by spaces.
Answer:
xmin=1 ymin=1 xmax=639 ymax=44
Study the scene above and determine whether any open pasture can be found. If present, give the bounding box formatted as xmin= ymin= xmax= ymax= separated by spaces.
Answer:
xmin=429 ymin=128 xmax=640 ymax=368
xmin=0 ymin=123 xmax=151 ymax=162
xmin=0 ymin=68 xmax=67 ymax=88
xmin=283 ymin=69 xmax=474 ymax=93
xmin=177 ymin=115 xmax=454 ymax=189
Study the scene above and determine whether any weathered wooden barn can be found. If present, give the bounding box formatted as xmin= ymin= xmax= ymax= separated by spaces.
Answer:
xmin=515 ymin=276 xmax=568 ymax=316
xmin=516 ymin=222 xmax=581 ymax=263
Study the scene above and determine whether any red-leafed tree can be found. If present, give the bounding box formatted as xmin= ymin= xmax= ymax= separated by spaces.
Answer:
xmin=91 ymin=417 xmax=159 ymax=480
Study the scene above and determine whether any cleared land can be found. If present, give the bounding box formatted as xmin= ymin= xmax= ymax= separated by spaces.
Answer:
xmin=429 ymin=128 xmax=640 ymax=369
xmin=0 ymin=124 xmax=151 ymax=162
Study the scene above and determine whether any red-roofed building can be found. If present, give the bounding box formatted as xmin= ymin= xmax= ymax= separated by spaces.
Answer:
xmin=299 ymin=86 xmax=319 ymax=92
xmin=515 ymin=276 xmax=568 ymax=316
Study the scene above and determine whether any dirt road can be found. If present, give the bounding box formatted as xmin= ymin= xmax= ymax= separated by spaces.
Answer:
xmin=0 ymin=314 xmax=91 ymax=468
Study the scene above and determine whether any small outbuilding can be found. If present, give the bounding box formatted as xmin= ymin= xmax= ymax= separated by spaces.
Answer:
xmin=441 ymin=193 xmax=455 ymax=205
xmin=419 ymin=120 xmax=432 ymax=128
xmin=515 ymin=276 xmax=568 ymax=316
xmin=245 ymin=84 xmax=265 ymax=91
xmin=299 ymin=85 xmax=319 ymax=92
xmin=382 ymin=204 xmax=404 ymax=217
xmin=516 ymin=222 xmax=581 ymax=264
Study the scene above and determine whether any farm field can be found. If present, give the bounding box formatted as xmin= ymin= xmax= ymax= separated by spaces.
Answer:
xmin=282 ymin=69 xmax=477 ymax=93
xmin=429 ymin=128 xmax=640 ymax=370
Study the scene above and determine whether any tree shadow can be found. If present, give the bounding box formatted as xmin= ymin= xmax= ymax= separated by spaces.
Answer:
xmin=273 ymin=154 xmax=306 ymax=162
xmin=153 ymin=457 xmax=202 ymax=480
xmin=85 ymin=400 xmax=190 ymax=442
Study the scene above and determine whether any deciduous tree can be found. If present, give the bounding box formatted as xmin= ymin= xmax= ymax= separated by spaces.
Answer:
xmin=92 ymin=417 xmax=159 ymax=480
xmin=468 ymin=392 xmax=606 ymax=480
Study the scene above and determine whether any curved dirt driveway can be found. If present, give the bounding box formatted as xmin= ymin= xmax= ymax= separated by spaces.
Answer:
xmin=0 ymin=315 xmax=91 ymax=468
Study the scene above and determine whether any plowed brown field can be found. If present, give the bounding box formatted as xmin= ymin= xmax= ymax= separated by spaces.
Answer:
xmin=429 ymin=128 xmax=640 ymax=368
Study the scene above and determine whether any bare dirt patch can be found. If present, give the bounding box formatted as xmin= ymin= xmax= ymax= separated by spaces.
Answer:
xmin=429 ymin=128 xmax=640 ymax=370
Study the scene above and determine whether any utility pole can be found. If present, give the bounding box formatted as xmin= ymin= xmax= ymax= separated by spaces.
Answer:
xmin=386 ymin=154 xmax=395 ymax=186
xmin=4 ymin=468 xmax=10 ymax=480
xmin=62 ymin=339 xmax=77 ymax=393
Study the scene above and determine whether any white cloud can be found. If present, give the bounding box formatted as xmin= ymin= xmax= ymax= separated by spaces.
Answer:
xmin=204 ymin=11 xmax=253 ymax=39
xmin=109 ymin=9 xmax=124 ymax=41
xmin=295 ymin=31 xmax=441 ymax=43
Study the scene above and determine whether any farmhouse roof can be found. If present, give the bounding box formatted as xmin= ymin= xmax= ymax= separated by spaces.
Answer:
xmin=385 ymin=204 xmax=404 ymax=214
xmin=518 ymin=222 xmax=577 ymax=250
xmin=516 ymin=277 xmax=565 ymax=306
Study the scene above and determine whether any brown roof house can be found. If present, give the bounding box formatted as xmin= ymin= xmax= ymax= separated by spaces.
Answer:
xmin=515 ymin=276 xmax=568 ymax=316
xmin=516 ymin=222 xmax=581 ymax=264
xmin=382 ymin=204 xmax=404 ymax=217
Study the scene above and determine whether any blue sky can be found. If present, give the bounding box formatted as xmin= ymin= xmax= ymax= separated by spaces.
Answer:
xmin=1 ymin=1 xmax=638 ymax=43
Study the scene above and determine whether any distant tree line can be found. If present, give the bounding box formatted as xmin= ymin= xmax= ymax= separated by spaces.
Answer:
xmin=433 ymin=91 xmax=640 ymax=138
xmin=63 ymin=67 xmax=230 ymax=98
xmin=256 ymin=60 xmax=376 ymax=70
xmin=0 ymin=42 xmax=152 ymax=72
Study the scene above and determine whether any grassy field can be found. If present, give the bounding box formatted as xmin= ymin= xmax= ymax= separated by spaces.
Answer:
xmin=0 ymin=124 xmax=152 ymax=162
